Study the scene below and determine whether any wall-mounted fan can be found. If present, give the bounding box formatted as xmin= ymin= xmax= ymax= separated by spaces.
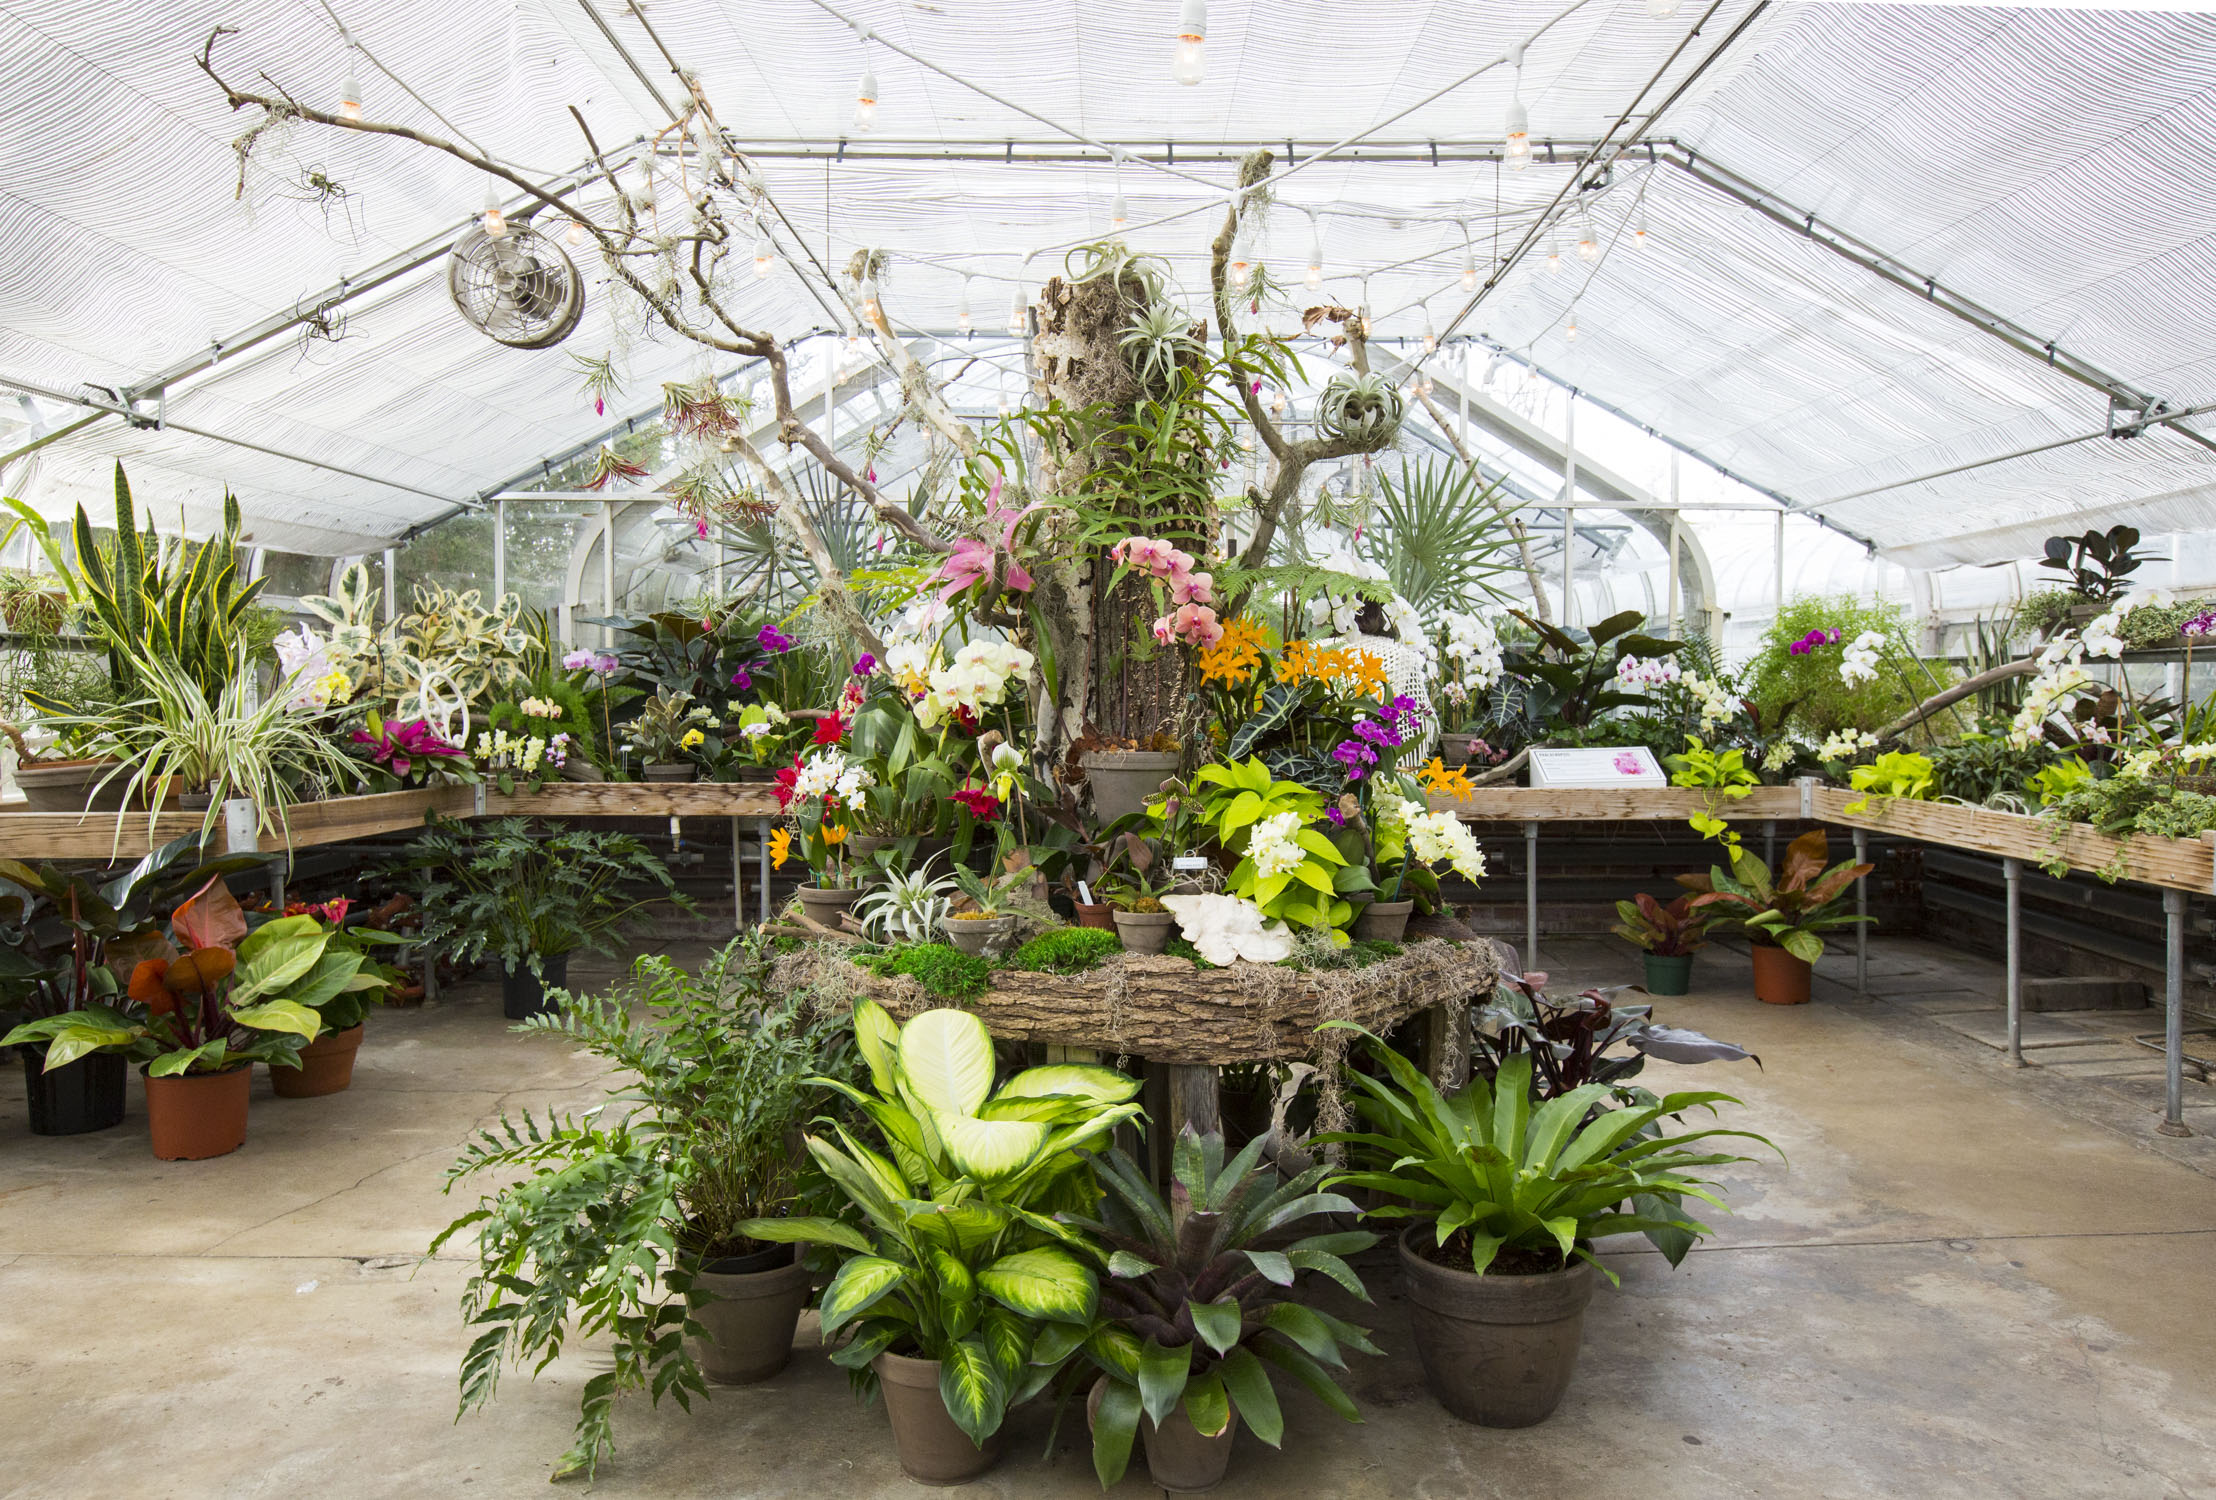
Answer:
xmin=446 ymin=221 xmax=585 ymax=349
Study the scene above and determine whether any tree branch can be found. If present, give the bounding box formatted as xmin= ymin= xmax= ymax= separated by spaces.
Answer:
xmin=1413 ymin=387 xmax=1551 ymax=621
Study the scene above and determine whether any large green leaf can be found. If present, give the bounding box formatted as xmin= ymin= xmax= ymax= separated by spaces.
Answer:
xmin=1136 ymin=1337 xmax=1193 ymax=1427
xmin=230 ymin=917 xmax=331 ymax=1004
xmin=993 ymin=1063 xmax=1143 ymax=1109
xmin=732 ymin=1215 xmax=874 ymax=1256
xmin=1217 ymin=1346 xmax=1283 ymax=1446
xmin=1090 ymin=1376 xmax=1143 ymax=1487
xmin=40 ymin=1022 xmax=138 ymax=1069
xmin=936 ymin=1337 xmax=1007 ymax=1447
xmin=819 ymin=1256 xmax=907 ymax=1334
xmin=1183 ymin=1371 xmax=1232 ymax=1438
xmin=851 ymin=996 xmax=902 ymax=1098
xmin=1189 ymin=1297 xmax=1243 ymax=1356
xmin=228 ymin=999 xmax=322 ymax=1040
xmin=976 ymin=1246 xmax=1096 ymax=1324
xmin=897 ymin=1008 xmax=995 ymax=1116
xmin=934 ymin=1111 xmax=1050 ymax=1181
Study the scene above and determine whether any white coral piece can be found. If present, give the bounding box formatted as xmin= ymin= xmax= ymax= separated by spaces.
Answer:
xmin=1160 ymin=894 xmax=1294 ymax=967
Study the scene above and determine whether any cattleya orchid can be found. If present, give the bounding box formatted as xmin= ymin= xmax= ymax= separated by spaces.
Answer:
xmin=927 ymin=475 xmax=1044 ymax=606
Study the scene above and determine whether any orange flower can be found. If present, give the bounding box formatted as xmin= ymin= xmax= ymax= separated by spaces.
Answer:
xmin=1417 ymin=757 xmax=1475 ymax=799
xmin=768 ymin=827 xmax=793 ymax=869
xmin=1277 ymin=639 xmax=1325 ymax=688
xmin=1197 ymin=617 xmax=1268 ymax=688
xmin=822 ymin=823 xmax=849 ymax=846
xmin=1343 ymin=648 xmax=1389 ymax=699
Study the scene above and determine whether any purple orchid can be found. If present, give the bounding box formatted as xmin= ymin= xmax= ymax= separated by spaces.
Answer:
xmin=562 ymin=648 xmax=620 ymax=676
xmin=853 ymin=654 xmax=877 ymax=677
xmin=1332 ymin=739 xmax=1379 ymax=781
xmin=756 ymin=625 xmax=794 ymax=654
xmin=1353 ymin=719 xmax=1402 ymax=750
xmin=730 ymin=667 xmax=754 ymax=692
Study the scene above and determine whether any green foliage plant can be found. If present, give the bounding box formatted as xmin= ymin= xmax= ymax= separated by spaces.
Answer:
xmin=1001 ymin=926 xmax=1122 ymax=974
xmin=1191 ymin=756 xmax=1359 ymax=933
xmin=403 ymin=817 xmax=684 ymax=979
xmin=1678 ymin=830 xmax=1873 ymax=963
xmin=432 ymin=937 xmax=857 ymax=1478
xmin=1498 ymin=608 xmax=1683 ymax=735
xmin=1354 ymin=460 xmax=1519 ymax=617
xmin=1067 ymin=1131 xmax=1380 ymax=1487
xmin=1743 ymin=596 xmax=1933 ymax=739
xmin=1610 ymin=892 xmax=1711 ymax=957
xmin=2039 ymin=525 xmax=2151 ymax=603
xmin=1843 ymin=749 xmax=1935 ymax=815
xmin=739 ymin=1000 xmax=1146 ymax=1447
xmin=1319 ymin=1033 xmax=1774 ymax=1280
xmin=1664 ymin=735 xmax=1756 ymax=850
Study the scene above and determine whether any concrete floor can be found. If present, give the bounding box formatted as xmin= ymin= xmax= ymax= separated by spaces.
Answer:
xmin=3 ymin=934 xmax=2214 ymax=1499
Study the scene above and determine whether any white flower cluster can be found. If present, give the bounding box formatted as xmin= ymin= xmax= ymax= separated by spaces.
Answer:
xmin=2010 ymin=657 xmax=2094 ymax=750
xmin=1406 ymin=807 xmax=1487 ymax=881
xmin=2120 ymin=741 xmax=2216 ymax=779
xmin=914 ymin=639 xmax=1035 ymax=730
xmin=519 ymin=697 xmax=562 ymax=719
xmin=473 ymin=728 xmax=563 ymax=772
xmin=1817 ymin=728 xmax=1879 ymax=762
xmin=1680 ymin=670 xmax=1738 ymax=733
xmin=1440 ymin=611 xmax=1506 ymax=691
xmin=1762 ymin=740 xmax=1801 ymax=772
xmin=1307 ymin=592 xmax=1362 ymax=636
xmin=1246 ymin=810 xmax=1309 ymax=879
xmin=1839 ymin=630 xmax=1885 ymax=686
xmin=2078 ymin=610 xmax=2125 ymax=660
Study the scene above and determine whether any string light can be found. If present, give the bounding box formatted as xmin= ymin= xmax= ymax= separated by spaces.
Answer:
xmin=1422 ymin=312 xmax=1437 ymax=354
xmin=1565 ymin=315 xmax=1580 ymax=341
xmin=1230 ymin=255 xmax=1251 ymax=289
xmin=1647 ymin=0 xmax=1681 ymax=15
xmin=339 ymin=63 xmax=362 ymax=122
xmin=957 ymin=279 xmax=973 ymax=335
xmin=1110 ymin=189 xmax=1128 ymax=231
xmin=753 ymin=237 xmax=775 ymax=278
xmin=1357 ymin=277 xmax=1373 ymax=337
xmin=1304 ymin=226 xmax=1324 ymax=289
xmin=1576 ymin=212 xmax=1598 ymax=262
xmin=1634 ymin=209 xmax=1650 ymax=249
xmin=853 ymin=64 xmax=878 ymax=132
xmin=1546 ymin=234 xmax=1561 ymax=275
xmin=860 ymin=276 xmax=883 ymax=325
xmin=1268 ymin=388 xmax=1288 ymax=418
xmin=566 ymin=219 xmax=589 ymax=247
xmin=1007 ymin=288 xmax=1028 ymax=336
xmin=1460 ymin=248 xmax=1478 ymax=292
xmin=1504 ymin=47 xmax=1530 ymax=172
xmin=1172 ymin=0 xmax=1207 ymax=86
xmin=480 ymin=182 xmax=506 ymax=239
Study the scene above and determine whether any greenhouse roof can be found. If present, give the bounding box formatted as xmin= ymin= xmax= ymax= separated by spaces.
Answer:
xmin=2 ymin=0 xmax=2212 ymax=565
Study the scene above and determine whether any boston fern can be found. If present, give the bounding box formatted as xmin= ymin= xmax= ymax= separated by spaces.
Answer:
xmin=431 ymin=935 xmax=853 ymax=1479
xmin=740 ymin=1000 xmax=1144 ymax=1448
xmin=1065 ymin=1131 xmax=1380 ymax=1488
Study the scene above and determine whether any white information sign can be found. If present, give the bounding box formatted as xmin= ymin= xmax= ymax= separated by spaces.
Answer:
xmin=1527 ymin=746 xmax=1668 ymax=788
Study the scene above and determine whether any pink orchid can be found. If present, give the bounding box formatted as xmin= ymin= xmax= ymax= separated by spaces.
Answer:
xmin=1169 ymin=569 xmax=1214 ymax=607
xmin=1153 ymin=602 xmax=1223 ymax=648
xmin=928 ymin=475 xmax=1042 ymax=605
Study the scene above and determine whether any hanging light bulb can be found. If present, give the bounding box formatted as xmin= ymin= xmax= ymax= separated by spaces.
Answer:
xmin=1633 ymin=209 xmax=1650 ymax=249
xmin=1565 ymin=315 xmax=1580 ymax=342
xmin=1546 ymin=235 xmax=1561 ymax=275
xmin=339 ymin=64 xmax=362 ymax=122
xmin=1007 ymin=288 xmax=1028 ymax=336
xmin=480 ymin=182 xmax=506 ymax=239
xmin=1576 ymin=215 xmax=1599 ymax=262
xmin=1422 ymin=313 xmax=1437 ymax=355
xmin=853 ymin=64 xmax=879 ymax=132
xmin=1230 ymin=256 xmax=1251 ymax=289
xmin=1304 ymin=226 xmax=1324 ymax=289
xmin=1110 ymin=189 xmax=1128 ymax=231
xmin=1171 ymin=0 xmax=1207 ymax=86
xmin=860 ymin=276 xmax=883 ymax=325
xmin=1460 ymin=248 xmax=1478 ymax=292
xmin=566 ymin=219 xmax=589 ymax=247
xmin=957 ymin=279 xmax=973 ymax=335
xmin=1357 ymin=278 xmax=1373 ymax=338
xmin=754 ymin=244 xmax=775 ymax=278
xmin=1505 ymin=48 xmax=1532 ymax=174
xmin=1647 ymin=0 xmax=1681 ymax=15
xmin=1269 ymin=388 xmax=1288 ymax=418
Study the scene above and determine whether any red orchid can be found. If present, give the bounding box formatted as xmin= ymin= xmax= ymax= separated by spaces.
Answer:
xmin=813 ymin=713 xmax=847 ymax=747
xmin=950 ymin=786 xmax=1002 ymax=821
xmin=774 ymin=754 xmax=805 ymax=810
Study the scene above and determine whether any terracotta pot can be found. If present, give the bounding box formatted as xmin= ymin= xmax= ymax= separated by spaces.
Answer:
xmin=683 ymin=1245 xmax=813 ymax=1384
xmin=270 ymin=1023 xmax=364 ymax=1098
xmin=23 ymin=1049 xmax=126 ymax=1136
xmin=502 ymin=954 xmax=570 ymax=1021
xmin=1081 ymin=750 xmax=1181 ymax=825
xmin=142 ymin=1065 xmax=253 ymax=1161
xmin=797 ymin=885 xmax=865 ymax=929
xmin=1353 ymin=899 xmax=1414 ymax=943
xmin=1749 ymin=943 xmax=1812 ymax=1005
xmin=846 ymin=835 xmax=892 ymax=862
xmin=1399 ymin=1226 xmax=1595 ymax=1427
xmin=1642 ymin=952 xmax=1694 ymax=996
xmin=643 ymin=762 xmax=697 ymax=782
xmin=1073 ymin=901 xmax=1116 ymax=931
xmin=1112 ymin=909 xmax=1176 ymax=955
xmin=873 ymin=1350 xmax=1004 ymax=1485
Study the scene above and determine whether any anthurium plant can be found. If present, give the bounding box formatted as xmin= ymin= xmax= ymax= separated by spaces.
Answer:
xmin=1677 ymin=830 xmax=1874 ymax=963
xmin=1065 ymin=1131 xmax=1379 ymax=1487
xmin=739 ymin=1000 xmax=1144 ymax=1448
xmin=3 ymin=872 xmax=334 ymax=1077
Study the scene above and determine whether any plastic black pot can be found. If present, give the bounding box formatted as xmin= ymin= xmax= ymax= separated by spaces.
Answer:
xmin=502 ymin=953 xmax=571 ymax=1021
xmin=23 ymin=1049 xmax=128 ymax=1136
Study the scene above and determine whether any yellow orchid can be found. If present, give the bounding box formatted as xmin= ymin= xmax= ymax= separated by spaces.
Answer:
xmin=768 ymin=827 xmax=792 ymax=868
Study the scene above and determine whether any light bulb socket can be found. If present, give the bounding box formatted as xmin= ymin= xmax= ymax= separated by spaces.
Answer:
xmin=1178 ymin=0 xmax=1207 ymax=41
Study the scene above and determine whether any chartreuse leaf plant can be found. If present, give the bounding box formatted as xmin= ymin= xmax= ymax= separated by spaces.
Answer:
xmin=1665 ymin=735 xmax=1757 ymax=850
xmin=1320 ymin=1028 xmax=1778 ymax=1279
xmin=1064 ymin=1130 xmax=1380 ymax=1488
xmin=739 ymin=999 xmax=1145 ymax=1449
xmin=1192 ymin=756 xmax=1361 ymax=934
xmin=1843 ymin=749 xmax=1935 ymax=815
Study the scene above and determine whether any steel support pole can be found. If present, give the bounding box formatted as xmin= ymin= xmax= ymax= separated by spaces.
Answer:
xmin=2160 ymin=889 xmax=2191 ymax=1137
xmin=600 ymin=500 xmax=617 ymax=649
xmin=1764 ymin=820 xmax=1777 ymax=874
xmin=1524 ymin=821 xmax=1539 ymax=976
xmin=757 ymin=816 xmax=773 ymax=925
xmin=2003 ymin=857 xmax=2024 ymax=1068
xmin=493 ymin=497 xmax=507 ymax=602
xmin=730 ymin=816 xmax=743 ymax=931
xmin=1853 ymin=828 xmax=1869 ymax=997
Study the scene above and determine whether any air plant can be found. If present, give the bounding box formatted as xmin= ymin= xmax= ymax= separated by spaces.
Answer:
xmin=1119 ymin=302 xmax=1208 ymax=390
xmin=583 ymin=443 xmax=653 ymax=491
xmin=852 ymin=860 xmax=958 ymax=943
xmin=1314 ymin=372 xmax=1404 ymax=445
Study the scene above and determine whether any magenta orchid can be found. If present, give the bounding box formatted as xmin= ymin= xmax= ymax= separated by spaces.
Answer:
xmin=928 ymin=474 xmax=1044 ymax=607
xmin=352 ymin=718 xmax=465 ymax=780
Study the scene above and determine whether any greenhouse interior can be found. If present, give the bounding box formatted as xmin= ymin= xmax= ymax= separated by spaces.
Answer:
xmin=4 ymin=0 xmax=2216 ymax=1494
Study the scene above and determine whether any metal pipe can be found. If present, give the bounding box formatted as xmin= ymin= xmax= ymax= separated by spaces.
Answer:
xmin=757 ymin=815 xmax=773 ymax=924
xmin=1853 ymin=828 xmax=1869 ymax=997
xmin=731 ymin=815 xmax=744 ymax=931
xmin=492 ymin=497 xmax=507 ymax=602
xmin=1524 ymin=821 xmax=1539 ymax=975
xmin=2160 ymin=889 xmax=2191 ymax=1137
xmin=600 ymin=499 xmax=617 ymax=648
xmin=2004 ymin=857 xmax=2024 ymax=1068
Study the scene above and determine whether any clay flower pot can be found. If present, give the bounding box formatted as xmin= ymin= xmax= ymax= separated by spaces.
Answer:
xmin=1081 ymin=750 xmax=1181 ymax=825
xmin=1353 ymin=899 xmax=1414 ymax=943
xmin=15 ymin=758 xmax=127 ymax=813
xmin=143 ymin=1065 xmax=253 ymax=1161
xmin=1112 ymin=909 xmax=1176 ymax=955
xmin=797 ymin=885 xmax=865 ymax=930
xmin=1072 ymin=901 xmax=1116 ymax=931
xmin=270 ymin=1023 xmax=365 ymax=1098
xmin=873 ymin=1349 xmax=1004 ymax=1484
xmin=1399 ymin=1226 xmax=1595 ymax=1427
xmin=1642 ymin=952 xmax=1694 ymax=996
xmin=1749 ymin=943 xmax=1812 ymax=1005
xmin=682 ymin=1244 xmax=814 ymax=1384
xmin=1087 ymin=1377 xmax=1240 ymax=1492
xmin=945 ymin=914 xmax=1016 ymax=957
xmin=1437 ymin=733 xmax=1480 ymax=767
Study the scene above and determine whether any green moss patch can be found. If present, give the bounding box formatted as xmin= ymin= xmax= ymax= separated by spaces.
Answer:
xmin=1000 ymin=926 xmax=1123 ymax=974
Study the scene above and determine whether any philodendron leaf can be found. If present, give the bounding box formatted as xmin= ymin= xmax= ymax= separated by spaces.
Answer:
xmin=934 ymin=1111 xmax=1051 ymax=1181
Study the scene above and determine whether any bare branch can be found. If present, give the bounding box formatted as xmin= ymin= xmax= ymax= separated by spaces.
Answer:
xmin=726 ymin=430 xmax=886 ymax=658
xmin=1413 ymin=386 xmax=1551 ymax=621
